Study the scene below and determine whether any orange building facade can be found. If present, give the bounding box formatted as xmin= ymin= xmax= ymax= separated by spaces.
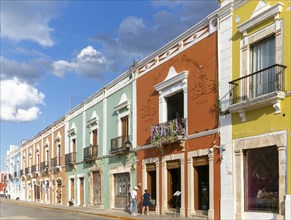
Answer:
xmin=21 ymin=117 xmax=67 ymax=205
xmin=135 ymin=16 xmax=221 ymax=219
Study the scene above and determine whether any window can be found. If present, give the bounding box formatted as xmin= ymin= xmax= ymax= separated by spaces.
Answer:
xmin=72 ymin=138 xmax=76 ymax=153
xmin=91 ymin=129 xmax=98 ymax=146
xmin=154 ymin=66 xmax=188 ymax=124
xmin=244 ymin=146 xmax=278 ymax=212
xmin=251 ymin=36 xmax=276 ymax=97
xmin=166 ymin=91 xmax=184 ymax=121
xmin=121 ymin=116 xmax=129 ymax=144
xmin=57 ymin=144 xmax=61 ymax=157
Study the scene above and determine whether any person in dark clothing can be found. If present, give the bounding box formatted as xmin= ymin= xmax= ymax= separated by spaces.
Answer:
xmin=142 ymin=189 xmax=151 ymax=215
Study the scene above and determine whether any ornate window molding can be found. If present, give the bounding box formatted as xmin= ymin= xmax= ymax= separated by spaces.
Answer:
xmin=154 ymin=66 xmax=188 ymax=123
xmin=237 ymin=1 xmax=283 ymax=35
xmin=87 ymin=111 xmax=99 ymax=127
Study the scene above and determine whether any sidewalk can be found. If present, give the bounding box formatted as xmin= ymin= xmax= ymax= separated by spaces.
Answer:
xmin=1 ymin=198 xmax=188 ymax=220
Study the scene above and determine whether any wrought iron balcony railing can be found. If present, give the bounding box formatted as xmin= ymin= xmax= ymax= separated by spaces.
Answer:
xmin=65 ymin=152 xmax=76 ymax=165
xmin=51 ymin=157 xmax=61 ymax=167
xmin=40 ymin=161 xmax=49 ymax=171
xmin=31 ymin=164 xmax=40 ymax=174
xmin=20 ymin=169 xmax=25 ymax=176
xmin=229 ymin=64 xmax=286 ymax=105
xmin=25 ymin=167 xmax=31 ymax=175
xmin=151 ymin=118 xmax=186 ymax=147
xmin=84 ymin=145 xmax=98 ymax=161
xmin=110 ymin=136 xmax=130 ymax=154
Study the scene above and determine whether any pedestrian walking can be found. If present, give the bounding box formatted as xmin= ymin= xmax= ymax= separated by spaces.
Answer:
xmin=131 ymin=186 xmax=139 ymax=215
xmin=142 ymin=189 xmax=151 ymax=215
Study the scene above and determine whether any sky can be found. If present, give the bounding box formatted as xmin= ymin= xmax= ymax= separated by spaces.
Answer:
xmin=0 ymin=0 xmax=219 ymax=170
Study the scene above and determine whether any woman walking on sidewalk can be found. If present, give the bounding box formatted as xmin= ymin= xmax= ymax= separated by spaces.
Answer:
xmin=142 ymin=189 xmax=150 ymax=215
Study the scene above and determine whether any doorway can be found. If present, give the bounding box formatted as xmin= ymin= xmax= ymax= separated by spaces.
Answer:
xmin=146 ymin=164 xmax=156 ymax=211
xmin=114 ymin=173 xmax=130 ymax=208
xmin=93 ymin=172 xmax=101 ymax=206
xmin=193 ymin=156 xmax=209 ymax=211
xmin=167 ymin=160 xmax=181 ymax=209
xmin=79 ymin=177 xmax=84 ymax=206
xmin=70 ymin=178 xmax=75 ymax=201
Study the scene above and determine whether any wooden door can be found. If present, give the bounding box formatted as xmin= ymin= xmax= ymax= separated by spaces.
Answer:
xmin=34 ymin=185 xmax=37 ymax=201
xmin=114 ymin=173 xmax=130 ymax=208
xmin=80 ymin=177 xmax=84 ymax=206
xmin=121 ymin=116 xmax=129 ymax=145
xmin=93 ymin=172 xmax=101 ymax=206
xmin=92 ymin=129 xmax=98 ymax=156
xmin=70 ymin=178 xmax=74 ymax=200
xmin=72 ymin=138 xmax=76 ymax=152
xmin=193 ymin=156 xmax=209 ymax=211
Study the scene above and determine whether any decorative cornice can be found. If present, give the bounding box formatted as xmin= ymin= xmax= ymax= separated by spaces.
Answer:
xmin=154 ymin=67 xmax=188 ymax=92
xmin=237 ymin=2 xmax=283 ymax=34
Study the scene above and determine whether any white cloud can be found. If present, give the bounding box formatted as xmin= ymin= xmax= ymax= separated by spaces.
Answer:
xmin=52 ymin=46 xmax=107 ymax=79
xmin=1 ymin=1 xmax=58 ymax=47
xmin=90 ymin=1 xmax=218 ymax=74
xmin=0 ymin=78 xmax=45 ymax=122
xmin=119 ymin=16 xmax=146 ymax=35
xmin=0 ymin=56 xmax=47 ymax=84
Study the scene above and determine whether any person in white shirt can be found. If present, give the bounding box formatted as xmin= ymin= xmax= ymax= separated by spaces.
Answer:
xmin=131 ymin=186 xmax=138 ymax=215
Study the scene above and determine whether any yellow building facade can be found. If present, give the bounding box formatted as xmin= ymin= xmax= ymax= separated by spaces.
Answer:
xmin=227 ymin=0 xmax=290 ymax=219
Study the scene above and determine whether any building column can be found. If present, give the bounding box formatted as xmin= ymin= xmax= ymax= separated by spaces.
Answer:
xmin=234 ymin=149 xmax=243 ymax=220
xmin=180 ymin=158 xmax=185 ymax=217
xmin=88 ymin=172 xmax=92 ymax=206
xmin=161 ymin=160 xmax=167 ymax=215
xmin=155 ymin=160 xmax=160 ymax=215
xmin=187 ymin=157 xmax=194 ymax=216
xmin=208 ymin=151 xmax=214 ymax=220
xmin=278 ymin=145 xmax=286 ymax=219
xmin=142 ymin=162 xmax=146 ymax=191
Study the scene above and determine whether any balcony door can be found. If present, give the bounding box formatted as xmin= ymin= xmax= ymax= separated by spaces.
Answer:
xmin=251 ymin=36 xmax=275 ymax=97
xmin=166 ymin=91 xmax=184 ymax=121
xmin=121 ymin=116 xmax=129 ymax=145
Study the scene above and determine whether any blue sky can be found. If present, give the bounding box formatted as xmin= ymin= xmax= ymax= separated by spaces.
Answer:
xmin=0 ymin=0 xmax=219 ymax=170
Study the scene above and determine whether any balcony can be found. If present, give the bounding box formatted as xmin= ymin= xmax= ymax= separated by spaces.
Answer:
xmin=40 ymin=161 xmax=49 ymax=171
xmin=25 ymin=167 xmax=31 ymax=176
xmin=65 ymin=152 xmax=76 ymax=165
xmin=110 ymin=136 xmax=130 ymax=155
xmin=20 ymin=169 xmax=25 ymax=176
xmin=51 ymin=157 xmax=61 ymax=168
xmin=14 ymin=171 xmax=19 ymax=179
xmin=229 ymin=64 xmax=287 ymax=122
xmin=151 ymin=118 xmax=186 ymax=148
xmin=83 ymin=145 xmax=98 ymax=161
xmin=31 ymin=164 xmax=40 ymax=176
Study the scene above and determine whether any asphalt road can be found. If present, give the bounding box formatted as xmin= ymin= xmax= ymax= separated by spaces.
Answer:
xmin=0 ymin=199 xmax=114 ymax=220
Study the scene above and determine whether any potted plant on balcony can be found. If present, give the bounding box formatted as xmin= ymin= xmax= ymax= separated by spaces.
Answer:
xmin=151 ymin=118 xmax=186 ymax=150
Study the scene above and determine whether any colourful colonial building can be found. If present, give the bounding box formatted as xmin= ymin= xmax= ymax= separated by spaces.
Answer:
xmin=5 ymin=145 xmax=21 ymax=199
xmin=133 ymin=4 xmax=232 ymax=218
xmin=65 ymin=70 xmax=136 ymax=209
xmin=224 ymin=0 xmax=290 ymax=219
xmin=21 ymin=117 xmax=67 ymax=205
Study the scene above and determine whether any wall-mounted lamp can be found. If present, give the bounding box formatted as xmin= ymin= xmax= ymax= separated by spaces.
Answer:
xmin=213 ymin=145 xmax=226 ymax=160
xmin=124 ymin=140 xmax=132 ymax=149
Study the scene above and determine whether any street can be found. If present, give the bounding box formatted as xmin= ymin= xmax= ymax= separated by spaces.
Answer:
xmin=0 ymin=199 xmax=114 ymax=220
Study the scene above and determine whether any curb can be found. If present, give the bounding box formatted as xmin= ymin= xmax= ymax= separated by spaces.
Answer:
xmin=1 ymin=199 xmax=139 ymax=220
